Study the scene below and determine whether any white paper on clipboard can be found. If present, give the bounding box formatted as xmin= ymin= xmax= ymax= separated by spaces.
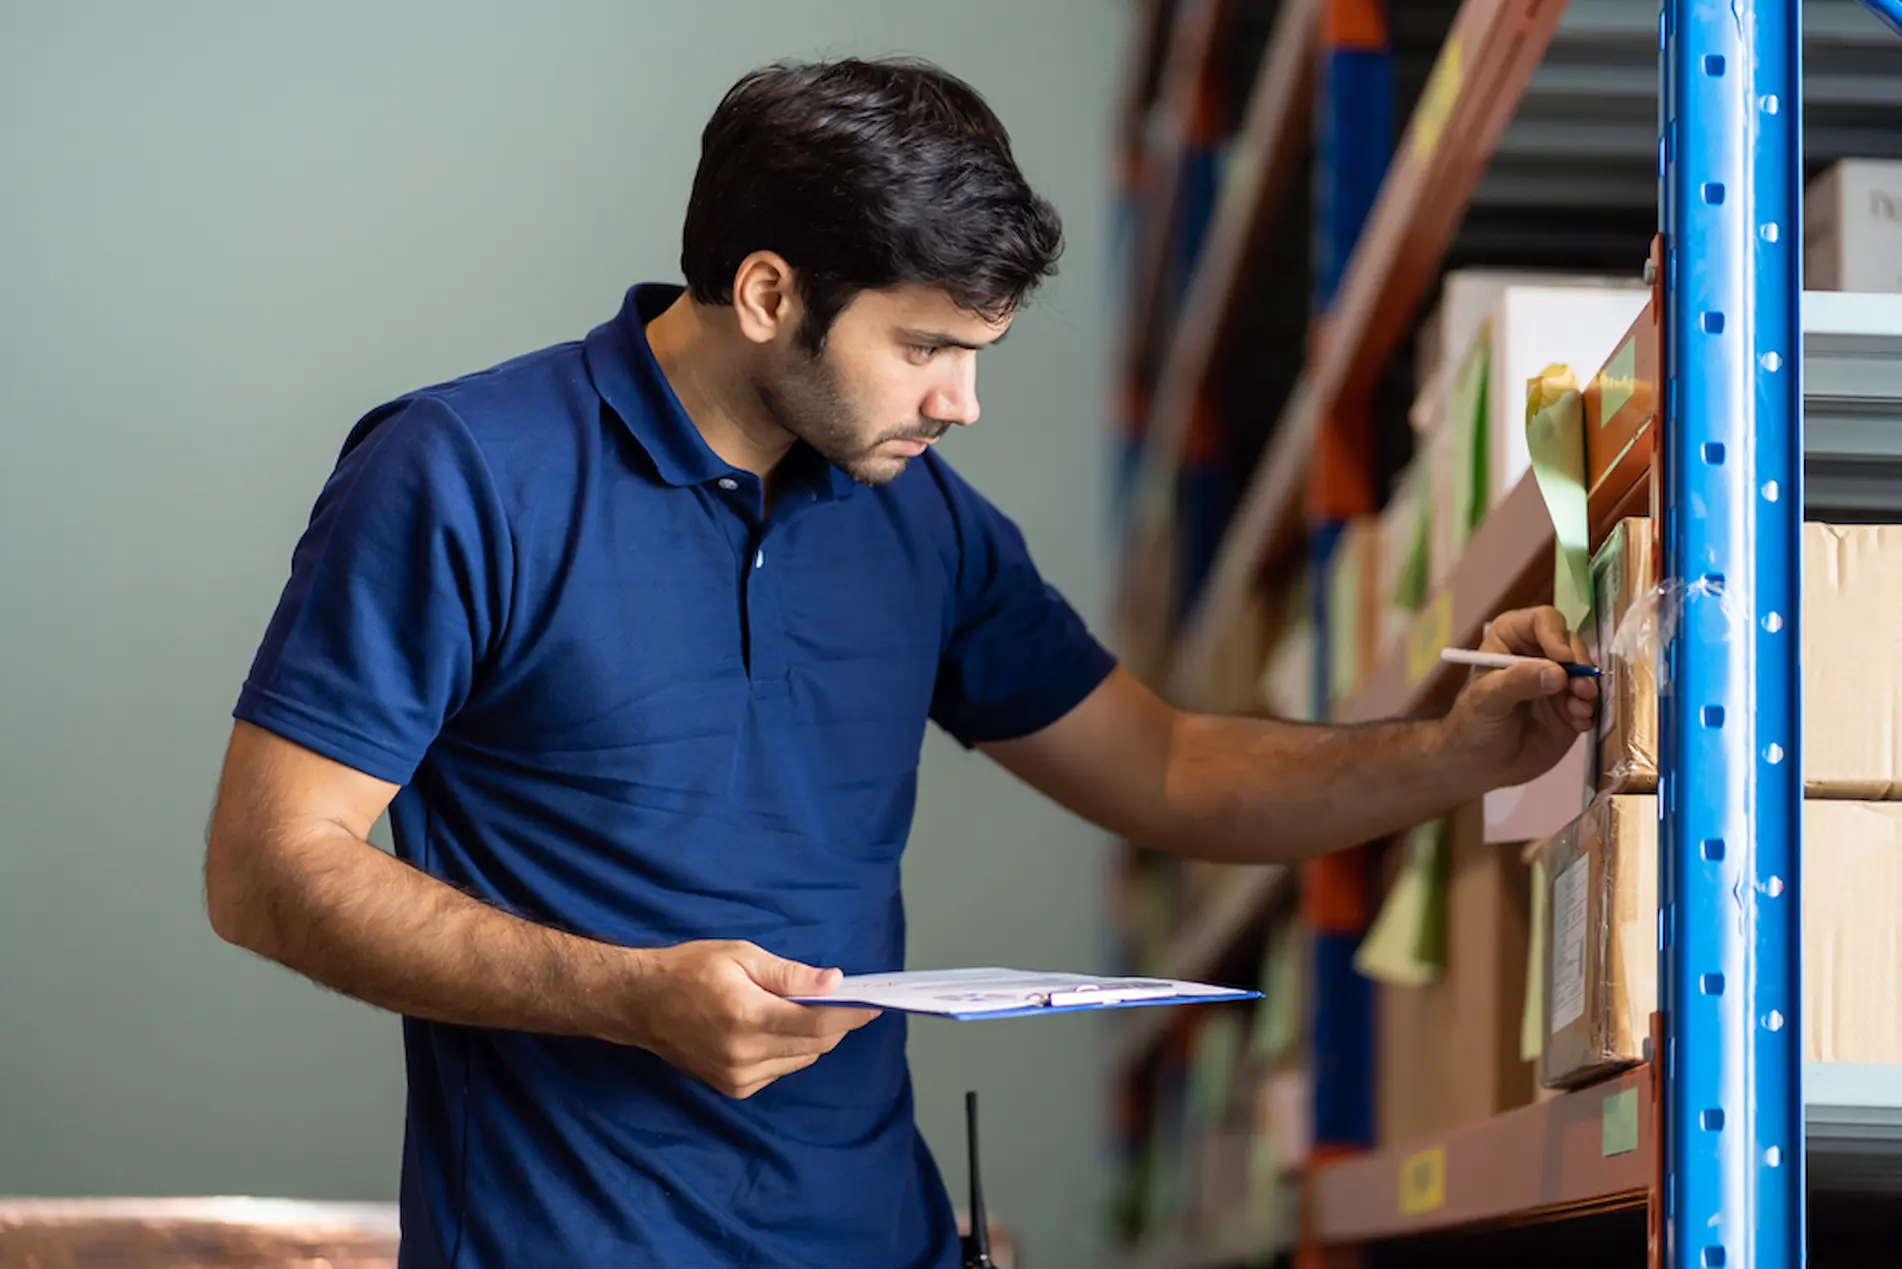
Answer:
xmin=786 ymin=967 xmax=1256 ymax=1019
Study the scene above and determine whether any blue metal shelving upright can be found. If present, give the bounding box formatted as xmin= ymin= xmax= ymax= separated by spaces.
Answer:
xmin=1658 ymin=4 xmax=1806 ymax=1267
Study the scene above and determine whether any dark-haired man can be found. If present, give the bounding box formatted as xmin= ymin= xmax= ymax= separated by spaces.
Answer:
xmin=205 ymin=57 xmax=1595 ymax=1267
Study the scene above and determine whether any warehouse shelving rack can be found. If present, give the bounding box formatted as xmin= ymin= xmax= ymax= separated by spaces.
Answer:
xmin=1105 ymin=2 xmax=1902 ymax=1267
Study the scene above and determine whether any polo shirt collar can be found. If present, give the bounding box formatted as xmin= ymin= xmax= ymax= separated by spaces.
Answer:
xmin=584 ymin=283 xmax=860 ymax=502
xmin=585 ymin=283 xmax=728 ymax=488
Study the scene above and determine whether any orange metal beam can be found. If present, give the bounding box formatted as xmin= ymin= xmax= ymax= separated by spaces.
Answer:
xmin=1322 ymin=0 xmax=1388 ymax=49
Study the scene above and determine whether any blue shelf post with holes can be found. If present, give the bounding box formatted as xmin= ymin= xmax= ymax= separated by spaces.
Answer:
xmin=1658 ymin=4 xmax=1807 ymax=1268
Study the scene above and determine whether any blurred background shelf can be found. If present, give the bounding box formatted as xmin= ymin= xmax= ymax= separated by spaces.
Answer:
xmin=1104 ymin=2 xmax=1902 ymax=1266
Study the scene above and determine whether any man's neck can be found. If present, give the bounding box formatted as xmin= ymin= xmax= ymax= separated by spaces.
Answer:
xmin=644 ymin=293 xmax=795 ymax=481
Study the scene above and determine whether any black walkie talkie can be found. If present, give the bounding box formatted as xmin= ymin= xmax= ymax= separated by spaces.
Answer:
xmin=960 ymin=1091 xmax=998 ymax=1268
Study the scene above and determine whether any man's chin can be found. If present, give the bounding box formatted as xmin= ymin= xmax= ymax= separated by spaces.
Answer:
xmin=843 ymin=455 xmax=909 ymax=488
xmin=826 ymin=444 xmax=918 ymax=488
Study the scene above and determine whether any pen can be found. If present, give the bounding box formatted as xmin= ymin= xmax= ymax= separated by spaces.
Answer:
xmin=1439 ymin=647 xmax=1601 ymax=678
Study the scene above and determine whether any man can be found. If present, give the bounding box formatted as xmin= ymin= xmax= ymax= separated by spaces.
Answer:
xmin=205 ymin=56 xmax=1595 ymax=1268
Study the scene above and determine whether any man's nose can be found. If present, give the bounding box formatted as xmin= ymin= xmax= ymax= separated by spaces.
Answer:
xmin=925 ymin=373 xmax=980 ymax=427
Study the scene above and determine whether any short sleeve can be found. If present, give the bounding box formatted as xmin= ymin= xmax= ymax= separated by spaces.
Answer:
xmin=233 ymin=395 xmax=511 ymax=786
xmin=927 ymin=463 xmax=1117 ymax=747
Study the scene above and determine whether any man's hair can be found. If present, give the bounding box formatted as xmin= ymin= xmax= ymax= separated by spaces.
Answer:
xmin=680 ymin=56 xmax=1064 ymax=353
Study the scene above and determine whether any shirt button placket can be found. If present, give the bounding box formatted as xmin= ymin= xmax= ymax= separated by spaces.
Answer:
xmin=745 ymin=530 xmax=787 ymax=697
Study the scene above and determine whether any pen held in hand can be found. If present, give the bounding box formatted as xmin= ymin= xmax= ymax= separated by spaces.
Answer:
xmin=1440 ymin=647 xmax=1601 ymax=678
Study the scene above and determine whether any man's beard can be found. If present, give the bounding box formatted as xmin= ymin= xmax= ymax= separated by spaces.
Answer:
xmin=754 ymin=350 xmax=943 ymax=487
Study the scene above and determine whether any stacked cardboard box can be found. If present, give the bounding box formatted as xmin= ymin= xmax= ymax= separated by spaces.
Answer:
xmin=1539 ymin=796 xmax=1902 ymax=1087
xmin=1531 ymin=518 xmax=1902 ymax=1088
xmin=1590 ymin=519 xmax=1902 ymax=798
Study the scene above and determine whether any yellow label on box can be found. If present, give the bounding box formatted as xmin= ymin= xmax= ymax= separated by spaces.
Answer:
xmin=1399 ymin=1147 xmax=1447 ymax=1215
xmin=1406 ymin=592 xmax=1453 ymax=687
xmin=1412 ymin=35 xmax=1464 ymax=165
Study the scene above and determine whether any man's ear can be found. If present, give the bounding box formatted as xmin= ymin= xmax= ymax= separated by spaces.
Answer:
xmin=730 ymin=251 xmax=801 ymax=346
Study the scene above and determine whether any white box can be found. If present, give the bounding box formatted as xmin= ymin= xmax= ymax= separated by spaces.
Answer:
xmin=1415 ymin=270 xmax=1642 ymax=436
xmin=1471 ymin=284 xmax=1650 ymax=526
xmin=1806 ymin=159 xmax=1902 ymax=293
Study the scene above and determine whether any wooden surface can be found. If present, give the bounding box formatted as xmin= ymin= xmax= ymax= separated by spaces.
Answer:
xmin=1310 ymin=1064 xmax=1654 ymax=1242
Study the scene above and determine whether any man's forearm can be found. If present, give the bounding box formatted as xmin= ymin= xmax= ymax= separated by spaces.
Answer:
xmin=211 ymin=827 xmax=638 ymax=1043
xmin=1155 ymin=712 xmax=1479 ymax=864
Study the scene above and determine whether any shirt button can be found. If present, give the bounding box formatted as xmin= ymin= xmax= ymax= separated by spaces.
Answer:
xmin=717 ymin=477 xmax=738 ymax=491
xmin=754 ymin=550 xmax=765 ymax=569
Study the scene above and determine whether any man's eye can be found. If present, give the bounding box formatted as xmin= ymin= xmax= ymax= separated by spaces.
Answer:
xmin=910 ymin=344 xmax=942 ymax=361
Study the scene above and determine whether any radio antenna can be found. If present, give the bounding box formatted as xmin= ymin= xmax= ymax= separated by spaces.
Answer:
xmin=962 ymin=1090 xmax=996 ymax=1267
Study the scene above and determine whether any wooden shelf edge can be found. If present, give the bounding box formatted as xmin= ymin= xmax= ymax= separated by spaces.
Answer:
xmin=1111 ymin=864 xmax=1291 ymax=1079
xmin=1162 ymin=0 xmax=1568 ymax=702
xmin=1311 ymin=1064 xmax=1656 ymax=1245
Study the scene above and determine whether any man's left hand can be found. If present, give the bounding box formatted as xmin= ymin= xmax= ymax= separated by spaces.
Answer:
xmin=1441 ymin=605 xmax=1598 ymax=791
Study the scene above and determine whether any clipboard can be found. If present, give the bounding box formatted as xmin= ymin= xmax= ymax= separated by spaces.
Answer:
xmin=786 ymin=967 xmax=1259 ymax=1021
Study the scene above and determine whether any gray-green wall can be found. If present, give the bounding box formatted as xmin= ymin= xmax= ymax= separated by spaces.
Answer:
xmin=0 ymin=4 xmax=1126 ymax=1264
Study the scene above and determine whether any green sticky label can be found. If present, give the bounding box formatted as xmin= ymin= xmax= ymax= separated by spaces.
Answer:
xmin=1598 ymin=335 xmax=1638 ymax=427
xmin=1524 ymin=377 xmax=1592 ymax=630
xmin=1601 ymin=1087 xmax=1640 ymax=1157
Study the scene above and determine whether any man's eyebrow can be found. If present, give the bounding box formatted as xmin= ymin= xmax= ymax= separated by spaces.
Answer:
xmin=900 ymin=326 xmax=1010 ymax=351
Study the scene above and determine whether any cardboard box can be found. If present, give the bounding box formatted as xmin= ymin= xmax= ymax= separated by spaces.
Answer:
xmin=1376 ymin=802 xmax=1536 ymax=1146
xmin=1805 ymin=525 xmax=1902 ymax=797
xmin=1805 ymin=159 xmax=1902 ymax=293
xmin=1589 ymin=518 xmax=1659 ymax=793
xmin=1538 ymin=796 xmax=1902 ymax=1088
xmin=1593 ymin=520 xmax=1902 ymax=798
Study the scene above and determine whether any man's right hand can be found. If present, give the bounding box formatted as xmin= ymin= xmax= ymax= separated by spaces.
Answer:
xmin=615 ymin=940 xmax=881 ymax=1100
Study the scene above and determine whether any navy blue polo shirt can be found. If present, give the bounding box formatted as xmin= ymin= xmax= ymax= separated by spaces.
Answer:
xmin=233 ymin=283 xmax=1116 ymax=1267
